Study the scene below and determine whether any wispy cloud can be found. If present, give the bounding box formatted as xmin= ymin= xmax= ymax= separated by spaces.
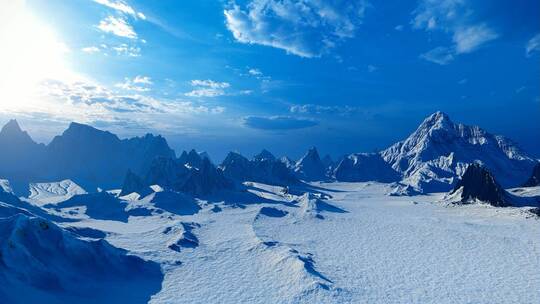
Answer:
xmin=115 ymin=76 xmax=153 ymax=92
xmin=452 ymin=24 xmax=498 ymax=54
xmin=290 ymin=104 xmax=364 ymax=116
xmin=412 ymin=0 xmax=498 ymax=65
xmin=526 ymin=33 xmax=540 ymax=56
xmin=224 ymin=0 xmax=370 ymax=58
xmin=97 ymin=16 xmax=137 ymax=39
xmin=248 ymin=68 xmax=263 ymax=76
xmin=243 ymin=116 xmax=318 ymax=130
xmin=112 ymin=44 xmax=140 ymax=56
xmin=81 ymin=46 xmax=100 ymax=54
xmin=420 ymin=46 xmax=455 ymax=65
xmin=185 ymin=80 xmax=231 ymax=97
xmin=93 ymin=0 xmax=145 ymax=19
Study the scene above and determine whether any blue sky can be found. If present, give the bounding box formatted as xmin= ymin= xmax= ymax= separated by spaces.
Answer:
xmin=0 ymin=0 xmax=539 ymax=160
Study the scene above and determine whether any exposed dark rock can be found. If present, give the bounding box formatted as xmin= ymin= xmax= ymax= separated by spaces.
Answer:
xmin=451 ymin=163 xmax=510 ymax=207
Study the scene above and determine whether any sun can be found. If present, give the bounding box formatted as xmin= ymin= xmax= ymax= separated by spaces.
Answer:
xmin=0 ymin=0 xmax=78 ymax=112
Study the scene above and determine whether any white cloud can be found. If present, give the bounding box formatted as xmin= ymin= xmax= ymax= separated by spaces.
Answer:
xmin=93 ymin=0 xmax=145 ymax=20
xmin=412 ymin=0 xmax=498 ymax=64
xmin=185 ymin=88 xmax=226 ymax=98
xmin=394 ymin=25 xmax=404 ymax=31
xmin=224 ymin=0 xmax=370 ymax=58
xmin=81 ymin=46 xmax=100 ymax=54
xmin=420 ymin=47 xmax=455 ymax=65
xmin=97 ymin=16 xmax=137 ymax=39
xmin=458 ymin=78 xmax=467 ymax=85
xmin=112 ymin=44 xmax=140 ymax=57
xmin=248 ymin=68 xmax=263 ymax=76
xmin=190 ymin=79 xmax=230 ymax=89
xmin=133 ymin=75 xmax=152 ymax=85
xmin=526 ymin=33 xmax=540 ymax=56
xmin=367 ymin=64 xmax=378 ymax=72
xmin=115 ymin=76 xmax=152 ymax=92
xmin=453 ymin=24 xmax=498 ymax=54
xmin=185 ymin=79 xmax=231 ymax=98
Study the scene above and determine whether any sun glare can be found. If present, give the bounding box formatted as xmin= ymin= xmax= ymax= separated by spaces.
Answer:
xmin=0 ymin=1 xmax=78 ymax=112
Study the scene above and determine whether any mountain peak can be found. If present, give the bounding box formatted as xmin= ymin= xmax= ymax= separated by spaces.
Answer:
xmin=419 ymin=111 xmax=453 ymax=130
xmin=0 ymin=119 xmax=37 ymax=146
xmin=254 ymin=149 xmax=275 ymax=161
xmin=1 ymin=119 xmax=22 ymax=134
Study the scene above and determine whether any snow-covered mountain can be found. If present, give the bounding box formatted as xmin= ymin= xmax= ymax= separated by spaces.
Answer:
xmin=121 ymin=155 xmax=232 ymax=197
xmin=294 ymin=147 xmax=328 ymax=181
xmin=0 ymin=120 xmax=175 ymax=192
xmin=381 ymin=111 xmax=536 ymax=192
xmin=220 ymin=150 xmax=297 ymax=186
xmin=334 ymin=153 xmax=400 ymax=183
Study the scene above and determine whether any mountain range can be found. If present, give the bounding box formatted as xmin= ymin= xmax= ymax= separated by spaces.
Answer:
xmin=1 ymin=112 xmax=538 ymax=196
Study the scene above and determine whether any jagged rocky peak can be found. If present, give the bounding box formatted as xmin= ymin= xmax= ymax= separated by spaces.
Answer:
xmin=381 ymin=111 xmax=536 ymax=192
xmin=522 ymin=163 xmax=540 ymax=187
xmin=450 ymin=163 xmax=509 ymax=207
xmin=178 ymin=149 xmax=204 ymax=168
xmin=295 ymin=147 xmax=327 ymax=181
xmin=221 ymin=151 xmax=250 ymax=168
xmin=254 ymin=149 xmax=276 ymax=161
xmin=0 ymin=119 xmax=37 ymax=145
xmin=180 ymin=157 xmax=231 ymax=196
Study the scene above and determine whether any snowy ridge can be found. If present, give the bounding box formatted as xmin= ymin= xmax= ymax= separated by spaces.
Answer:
xmin=28 ymin=179 xmax=87 ymax=205
xmin=251 ymin=205 xmax=348 ymax=301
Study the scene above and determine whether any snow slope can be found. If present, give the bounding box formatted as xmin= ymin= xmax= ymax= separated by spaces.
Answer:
xmin=0 ymin=207 xmax=163 ymax=304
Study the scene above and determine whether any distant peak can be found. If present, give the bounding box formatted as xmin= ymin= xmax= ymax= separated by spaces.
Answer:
xmin=304 ymin=147 xmax=320 ymax=159
xmin=0 ymin=119 xmax=38 ymax=145
xmin=254 ymin=149 xmax=275 ymax=161
xmin=1 ymin=119 xmax=22 ymax=134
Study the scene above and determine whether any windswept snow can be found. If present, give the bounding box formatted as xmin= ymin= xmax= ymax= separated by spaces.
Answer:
xmin=9 ymin=181 xmax=533 ymax=304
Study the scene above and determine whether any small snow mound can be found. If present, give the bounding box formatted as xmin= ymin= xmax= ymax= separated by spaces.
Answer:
xmin=296 ymin=193 xmax=346 ymax=219
xmin=387 ymin=183 xmax=421 ymax=196
xmin=28 ymin=179 xmax=87 ymax=205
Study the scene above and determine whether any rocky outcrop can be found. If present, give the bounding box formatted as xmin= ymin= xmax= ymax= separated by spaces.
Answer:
xmin=449 ymin=164 xmax=510 ymax=207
